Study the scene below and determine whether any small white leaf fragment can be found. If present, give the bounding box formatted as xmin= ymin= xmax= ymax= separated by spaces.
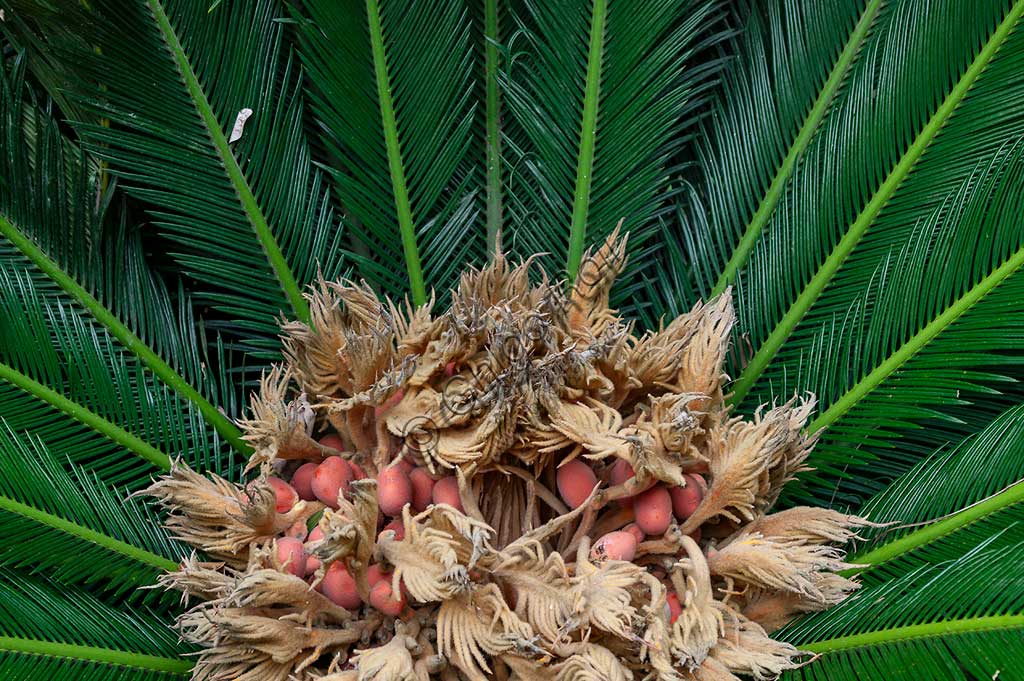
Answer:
xmin=228 ymin=108 xmax=253 ymax=143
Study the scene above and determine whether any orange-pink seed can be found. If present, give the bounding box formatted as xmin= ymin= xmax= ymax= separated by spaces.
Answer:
xmin=369 ymin=579 xmax=406 ymax=616
xmin=319 ymin=561 xmax=362 ymax=609
xmin=377 ymin=466 xmax=413 ymax=517
xmin=291 ymin=463 xmax=319 ymax=501
xmin=408 ymin=468 xmax=435 ymax=512
xmin=557 ymin=459 xmax=598 ymax=510
xmin=267 ymin=477 xmax=299 ymax=513
xmin=431 ymin=476 xmax=463 ymax=512
xmin=669 ymin=473 xmax=705 ymax=520
xmin=276 ymin=537 xmax=306 ymax=577
xmin=311 ymin=457 xmax=352 ymax=509
xmin=634 ymin=485 xmax=673 ymax=536
xmin=590 ymin=530 xmax=637 ymax=562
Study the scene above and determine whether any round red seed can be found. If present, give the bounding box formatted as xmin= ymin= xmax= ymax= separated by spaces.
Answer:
xmin=369 ymin=579 xmax=407 ymax=616
xmin=311 ymin=457 xmax=353 ymax=509
xmin=669 ymin=474 xmax=705 ymax=521
xmin=609 ymin=459 xmax=636 ymax=507
xmin=590 ymin=531 xmax=637 ymax=562
xmin=556 ymin=459 xmax=598 ymax=510
xmin=377 ymin=466 xmax=413 ymax=516
xmin=634 ymin=485 xmax=673 ymax=536
xmin=266 ymin=477 xmax=298 ymax=513
xmin=319 ymin=561 xmax=362 ymax=609
xmin=666 ymin=592 xmax=682 ymax=623
xmin=319 ymin=434 xmax=345 ymax=452
xmin=276 ymin=537 xmax=306 ymax=577
xmin=431 ymin=476 xmax=463 ymax=512
xmin=623 ymin=523 xmax=645 ymax=544
xmin=291 ymin=463 xmax=319 ymax=502
xmin=409 ymin=468 xmax=435 ymax=512
xmin=380 ymin=517 xmax=406 ymax=542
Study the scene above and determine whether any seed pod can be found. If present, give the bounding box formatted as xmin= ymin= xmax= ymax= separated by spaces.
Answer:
xmin=590 ymin=530 xmax=638 ymax=562
xmin=266 ymin=477 xmax=298 ymax=513
xmin=349 ymin=460 xmax=367 ymax=480
xmin=369 ymin=579 xmax=407 ymax=616
xmin=556 ymin=459 xmax=598 ymax=510
xmin=311 ymin=457 xmax=352 ymax=509
xmin=284 ymin=520 xmax=308 ymax=540
xmin=409 ymin=467 xmax=435 ymax=511
xmin=367 ymin=563 xmax=389 ymax=588
xmin=319 ymin=561 xmax=362 ymax=609
xmin=275 ymin=537 xmax=306 ymax=577
xmin=431 ymin=476 xmax=463 ymax=512
xmin=393 ymin=456 xmax=415 ymax=475
xmin=634 ymin=485 xmax=673 ymax=536
xmin=377 ymin=466 xmax=413 ymax=516
xmin=666 ymin=591 xmax=682 ymax=623
xmin=290 ymin=463 xmax=319 ymax=501
xmin=608 ymin=459 xmax=636 ymax=507
xmin=669 ymin=473 xmax=705 ymax=520
xmin=374 ymin=389 xmax=405 ymax=419
xmin=623 ymin=523 xmax=645 ymax=544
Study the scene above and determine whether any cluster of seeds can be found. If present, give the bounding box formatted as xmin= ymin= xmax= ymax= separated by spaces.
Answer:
xmin=147 ymin=234 xmax=871 ymax=681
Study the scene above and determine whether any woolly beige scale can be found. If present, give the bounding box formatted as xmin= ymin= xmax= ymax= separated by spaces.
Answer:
xmin=146 ymin=232 xmax=873 ymax=681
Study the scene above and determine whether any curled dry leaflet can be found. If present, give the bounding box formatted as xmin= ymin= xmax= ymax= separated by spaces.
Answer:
xmin=146 ymin=231 xmax=874 ymax=681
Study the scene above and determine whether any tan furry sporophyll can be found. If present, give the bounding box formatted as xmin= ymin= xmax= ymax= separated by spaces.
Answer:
xmin=146 ymin=232 xmax=873 ymax=681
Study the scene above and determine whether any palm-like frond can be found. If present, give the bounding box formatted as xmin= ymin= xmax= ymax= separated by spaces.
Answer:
xmin=777 ymin=544 xmax=1024 ymax=681
xmin=0 ymin=50 xmax=246 ymax=483
xmin=682 ymin=0 xmax=1024 ymax=506
xmin=851 ymin=404 xmax=1024 ymax=586
xmin=7 ymin=0 xmax=346 ymax=357
xmin=0 ymin=572 xmax=190 ymax=681
xmin=502 ymin=0 xmax=726 ymax=296
xmin=0 ymin=422 xmax=183 ymax=601
xmin=294 ymin=0 xmax=480 ymax=304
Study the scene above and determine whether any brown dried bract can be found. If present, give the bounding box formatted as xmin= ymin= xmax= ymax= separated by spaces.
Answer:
xmin=149 ymin=234 xmax=870 ymax=680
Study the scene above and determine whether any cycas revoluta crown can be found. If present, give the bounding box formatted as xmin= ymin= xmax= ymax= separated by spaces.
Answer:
xmin=148 ymin=234 xmax=872 ymax=681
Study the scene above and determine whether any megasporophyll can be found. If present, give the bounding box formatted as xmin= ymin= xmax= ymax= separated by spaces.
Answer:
xmin=146 ymin=233 xmax=873 ymax=681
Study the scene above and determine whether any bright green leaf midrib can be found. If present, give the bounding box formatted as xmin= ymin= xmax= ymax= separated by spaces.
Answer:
xmin=850 ymin=478 xmax=1024 ymax=571
xmin=731 ymin=0 xmax=1024 ymax=404
xmin=565 ymin=0 xmax=607 ymax=283
xmin=711 ymin=0 xmax=883 ymax=296
xmin=801 ymin=614 xmax=1024 ymax=654
xmin=364 ymin=0 xmax=427 ymax=306
xmin=0 ymin=361 xmax=171 ymax=471
xmin=810 ymin=243 xmax=1024 ymax=433
xmin=0 ymin=636 xmax=191 ymax=674
xmin=0 ymin=213 xmax=250 ymax=457
xmin=144 ymin=0 xmax=311 ymax=324
xmin=0 ymin=495 xmax=178 ymax=573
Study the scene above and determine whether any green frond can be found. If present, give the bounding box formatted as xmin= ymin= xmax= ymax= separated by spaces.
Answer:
xmin=502 ymin=0 xmax=727 ymax=296
xmin=294 ymin=0 xmax=480 ymax=304
xmin=0 ymin=572 xmax=190 ymax=680
xmin=0 ymin=246 xmax=245 ymax=483
xmin=684 ymin=0 xmax=1024 ymax=506
xmin=778 ymin=544 xmax=1024 ymax=681
xmin=685 ymin=0 xmax=881 ymax=300
xmin=0 ymin=421 xmax=182 ymax=601
xmin=731 ymin=0 xmax=1022 ymax=400
xmin=848 ymin=404 xmax=1024 ymax=586
xmin=6 ymin=0 xmax=346 ymax=356
xmin=0 ymin=46 xmax=249 ymax=475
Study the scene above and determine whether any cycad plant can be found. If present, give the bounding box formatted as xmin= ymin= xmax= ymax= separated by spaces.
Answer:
xmin=1 ymin=0 xmax=1023 ymax=679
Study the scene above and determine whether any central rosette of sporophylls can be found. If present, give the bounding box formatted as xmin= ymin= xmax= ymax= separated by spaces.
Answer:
xmin=147 ymin=233 xmax=872 ymax=681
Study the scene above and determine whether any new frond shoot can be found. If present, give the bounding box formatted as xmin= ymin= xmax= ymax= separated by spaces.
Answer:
xmin=146 ymin=234 xmax=870 ymax=681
